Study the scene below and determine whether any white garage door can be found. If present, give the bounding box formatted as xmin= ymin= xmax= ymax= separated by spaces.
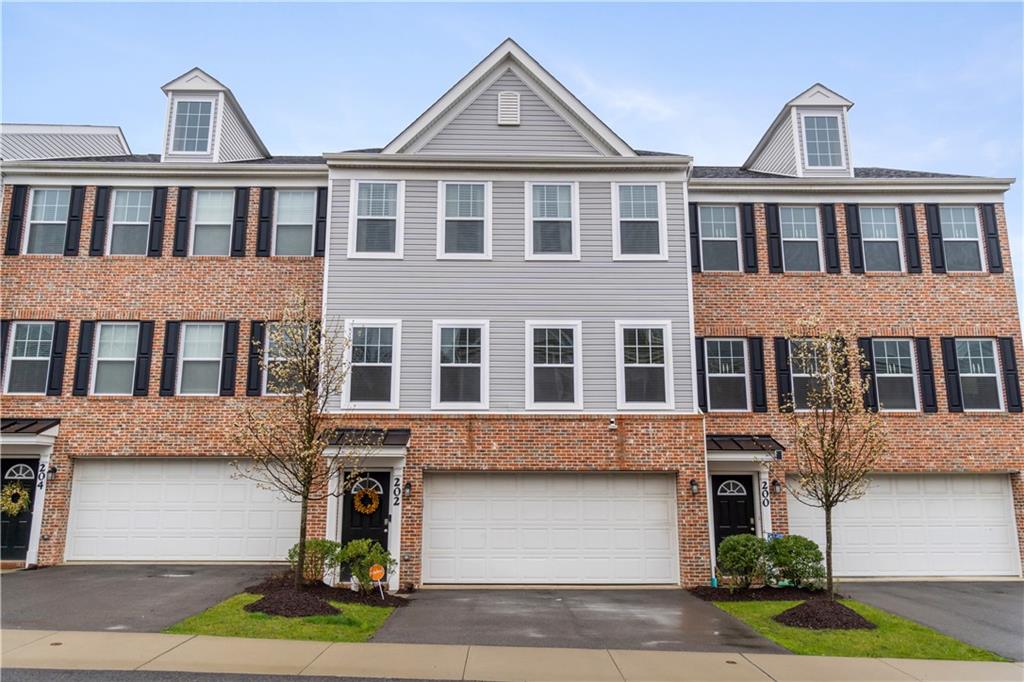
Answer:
xmin=422 ymin=473 xmax=678 ymax=584
xmin=66 ymin=459 xmax=301 ymax=561
xmin=788 ymin=474 xmax=1020 ymax=577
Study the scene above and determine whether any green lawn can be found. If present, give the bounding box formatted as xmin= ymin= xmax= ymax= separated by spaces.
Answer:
xmin=717 ymin=599 xmax=1005 ymax=662
xmin=165 ymin=593 xmax=394 ymax=643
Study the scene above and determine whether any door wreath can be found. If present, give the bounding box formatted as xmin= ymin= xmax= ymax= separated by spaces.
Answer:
xmin=0 ymin=482 xmax=31 ymax=517
xmin=353 ymin=488 xmax=380 ymax=515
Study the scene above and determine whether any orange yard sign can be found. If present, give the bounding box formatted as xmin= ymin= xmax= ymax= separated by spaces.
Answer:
xmin=368 ymin=564 xmax=385 ymax=582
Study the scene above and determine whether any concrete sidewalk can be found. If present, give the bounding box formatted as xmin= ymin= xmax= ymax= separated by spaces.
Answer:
xmin=2 ymin=629 xmax=1021 ymax=681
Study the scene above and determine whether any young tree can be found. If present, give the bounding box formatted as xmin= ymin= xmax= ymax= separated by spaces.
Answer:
xmin=784 ymin=325 xmax=887 ymax=598
xmin=233 ymin=295 xmax=381 ymax=591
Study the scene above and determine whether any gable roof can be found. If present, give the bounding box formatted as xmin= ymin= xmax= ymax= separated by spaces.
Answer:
xmin=742 ymin=83 xmax=853 ymax=170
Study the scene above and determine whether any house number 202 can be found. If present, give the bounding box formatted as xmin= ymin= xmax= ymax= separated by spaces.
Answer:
xmin=392 ymin=476 xmax=401 ymax=507
xmin=760 ymin=480 xmax=771 ymax=507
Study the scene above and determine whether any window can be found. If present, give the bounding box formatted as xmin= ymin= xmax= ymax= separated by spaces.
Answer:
xmin=527 ymin=322 xmax=582 ymax=409
xmin=803 ymin=115 xmax=843 ymax=167
xmin=526 ymin=182 xmax=578 ymax=259
xmin=177 ymin=323 xmax=223 ymax=395
xmin=699 ymin=206 xmax=740 ymax=271
xmin=171 ymin=100 xmax=213 ymax=153
xmin=859 ymin=206 xmax=902 ymax=272
xmin=24 ymin=188 xmax=69 ymax=254
xmin=872 ymin=339 xmax=918 ymax=411
xmin=790 ymin=339 xmax=826 ymax=410
xmin=191 ymin=190 xmax=234 ymax=256
xmin=108 ymin=189 xmax=153 ymax=255
xmin=4 ymin=322 xmax=53 ymax=394
xmin=780 ymin=206 xmax=822 ymax=272
xmin=438 ymin=182 xmax=490 ymax=258
xmin=613 ymin=184 xmax=666 ymax=259
xmin=432 ymin=321 xmax=488 ymax=408
xmin=617 ymin=322 xmax=673 ymax=408
xmin=92 ymin=322 xmax=139 ymax=395
xmin=263 ymin=322 xmax=308 ymax=396
xmin=274 ymin=190 xmax=316 ymax=256
xmin=347 ymin=322 xmax=400 ymax=408
xmin=350 ymin=181 xmax=402 ymax=257
xmin=940 ymin=206 xmax=984 ymax=272
xmin=956 ymin=339 xmax=1002 ymax=410
xmin=705 ymin=339 xmax=748 ymax=411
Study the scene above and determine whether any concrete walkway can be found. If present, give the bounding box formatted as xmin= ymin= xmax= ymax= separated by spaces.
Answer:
xmin=2 ymin=629 xmax=1021 ymax=681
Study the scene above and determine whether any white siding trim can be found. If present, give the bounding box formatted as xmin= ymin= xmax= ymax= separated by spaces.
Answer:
xmin=524 ymin=181 xmax=580 ymax=261
xmin=614 ymin=320 xmax=675 ymax=411
xmin=431 ymin=319 xmax=490 ymax=410
xmin=342 ymin=319 xmax=402 ymax=411
xmin=610 ymin=182 xmax=669 ymax=261
xmin=435 ymin=180 xmax=493 ymax=260
xmin=524 ymin=320 xmax=584 ymax=411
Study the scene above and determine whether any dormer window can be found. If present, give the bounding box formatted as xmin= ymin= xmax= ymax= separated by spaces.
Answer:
xmin=172 ymin=100 xmax=213 ymax=153
xmin=802 ymin=115 xmax=843 ymax=168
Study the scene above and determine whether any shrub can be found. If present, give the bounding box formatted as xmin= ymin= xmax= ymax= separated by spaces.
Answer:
xmin=337 ymin=538 xmax=396 ymax=594
xmin=287 ymin=539 xmax=341 ymax=582
xmin=716 ymin=534 xmax=768 ymax=588
xmin=767 ymin=534 xmax=824 ymax=588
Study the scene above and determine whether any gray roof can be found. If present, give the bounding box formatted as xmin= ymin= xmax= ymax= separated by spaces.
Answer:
xmin=41 ymin=154 xmax=325 ymax=165
xmin=692 ymin=166 xmax=980 ymax=180
xmin=1 ymin=124 xmax=130 ymax=161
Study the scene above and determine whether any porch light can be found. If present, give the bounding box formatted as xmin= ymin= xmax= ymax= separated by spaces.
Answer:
xmin=404 ymin=481 xmax=412 ymax=497
xmin=771 ymin=479 xmax=782 ymax=495
xmin=46 ymin=464 xmax=58 ymax=480
xmin=689 ymin=479 xmax=699 ymax=495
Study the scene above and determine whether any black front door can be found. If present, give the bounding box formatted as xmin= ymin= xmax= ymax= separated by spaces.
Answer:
xmin=712 ymin=474 xmax=756 ymax=548
xmin=1 ymin=459 xmax=39 ymax=561
xmin=342 ymin=471 xmax=390 ymax=549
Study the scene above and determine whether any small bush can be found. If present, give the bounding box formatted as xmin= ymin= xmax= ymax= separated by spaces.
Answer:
xmin=767 ymin=534 xmax=824 ymax=588
xmin=287 ymin=539 xmax=342 ymax=582
xmin=716 ymin=534 xmax=768 ymax=588
xmin=337 ymin=538 xmax=396 ymax=594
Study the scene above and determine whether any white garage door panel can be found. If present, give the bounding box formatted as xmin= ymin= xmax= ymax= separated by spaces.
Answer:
xmin=787 ymin=474 xmax=1019 ymax=577
xmin=67 ymin=459 xmax=301 ymax=561
xmin=423 ymin=473 xmax=678 ymax=584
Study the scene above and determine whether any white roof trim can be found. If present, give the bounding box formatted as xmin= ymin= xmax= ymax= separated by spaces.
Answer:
xmin=742 ymin=83 xmax=853 ymax=170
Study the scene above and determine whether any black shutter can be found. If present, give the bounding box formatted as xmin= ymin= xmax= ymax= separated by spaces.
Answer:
xmin=231 ymin=188 xmax=249 ymax=258
xmin=63 ymin=186 xmax=86 ymax=257
xmin=766 ymin=204 xmax=783 ymax=273
xmin=925 ymin=204 xmax=945 ymax=273
xmin=748 ymin=337 xmax=767 ymax=412
xmin=72 ymin=320 xmax=96 ymax=396
xmin=845 ymin=204 xmax=864 ymax=274
xmin=740 ymin=203 xmax=757 ymax=272
xmin=314 ymin=187 xmax=328 ymax=257
xmin=774 ymin=337 xmax=792 ymax=410
xmin=159 ymin=321 xmax=181 ymax=396
xmin=173 ymin=187 xmax=192 ymax=257
xmin=916 ymin=338 xmax=938 ymax=413
xmin=148 ymin=187 xmax=168 ymax=257
xmin=89 ymin=187 xmax=112 ymax=256
xmin=4 ymin=185 xmax=27 ymax=255
xmin=220 ymin=321 xmax=239 ymax=396
xmin=0 ymin=320 xmax=9 ymax=384
xmin=134 ymin=321 xmax=154 ymax=396
xmin=940 ymin=337 xmax=962 ymax=412
xmin=46 ymin=320 xmax=69 ymax=395
xmin=688 ymin=202 xmax=701 ymax=272
xmin=998 ymin=338 xmax=1022 ymax=413
xmin=246 ymin=321 xmax=266 ymax=396
xmin=857 ymin=337 xmax=877 ymax=411
xmin=900 ymin=204 xmax=922 ymax=273
xmin=981 ymin=204 xmax=1003 ymax=273
xmin=821 ymin=204 xmax=840 ymax=273
xmin=256 ymin=188 xmax=274 ymax=257
xmin=694 ymin=337 xmax=707 ymax=412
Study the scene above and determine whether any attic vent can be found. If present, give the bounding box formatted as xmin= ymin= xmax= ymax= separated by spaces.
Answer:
xmin=497 ymin=91 xmax=520 ymax=126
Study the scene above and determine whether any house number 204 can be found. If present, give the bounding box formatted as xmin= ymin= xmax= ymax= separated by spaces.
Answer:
xmin=760 ymin=480 xmax=771 ymax=507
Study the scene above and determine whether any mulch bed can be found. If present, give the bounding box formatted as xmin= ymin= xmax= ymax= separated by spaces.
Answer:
xmin=773 ymin=598 xmax=877 ymax=630
xmin=243 ymin=571 xmax=408 ymax=617
xmin=244 ymin=588 xmax=340 ymax=617
xmin=690 ymin=586 xmax=834 ymax=602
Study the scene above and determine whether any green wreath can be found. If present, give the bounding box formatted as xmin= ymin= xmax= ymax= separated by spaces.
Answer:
xmin=0 ymin=482 xmax=31 ymax=517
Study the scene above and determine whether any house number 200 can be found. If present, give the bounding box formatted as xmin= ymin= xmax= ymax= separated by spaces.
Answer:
xmin=760 ymin=480 xmax=771 ymax=507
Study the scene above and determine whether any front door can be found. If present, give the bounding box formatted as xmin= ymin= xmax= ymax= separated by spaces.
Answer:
xmin=342 ymin=471 xmax=390 ymax=549
xmin=712 ymin=474 xmax=756 ymax=548
xmin=1 ymin=459 xmax=39 ymax=561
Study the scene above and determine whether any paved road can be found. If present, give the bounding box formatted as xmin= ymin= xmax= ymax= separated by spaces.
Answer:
xmin=1 ymin=671 xmax=442 ymax=682
xmin=840 ymin=580 xmax=1024 ymax=661
xmin=0 ymin=564 xmax=279 ymax=632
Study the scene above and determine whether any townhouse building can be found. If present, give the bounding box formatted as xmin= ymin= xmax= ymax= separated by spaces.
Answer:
xmin=2 ymin=40 xmax=1021 ymax=589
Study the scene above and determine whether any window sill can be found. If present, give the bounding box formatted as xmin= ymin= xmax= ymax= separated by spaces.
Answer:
xmin=779 ymin=271 xmax=829 ymax=276
xmin=346 ymin=253 xmax=404 ymax=260
xmin=525 ymin=255 xmax=581 ymax=262
xmin=613 ymin=255 xmax=669 ymax=262
xmin=944 ymin=270 xmax=990 ymax=276
xmin=267 ymin=255 xmax=319 ymax=260
xmin=696 ymin=270 xmax=745 ymax=275
xmin=437 ymin=254 xmax=492 ymax=261
xmin=862 ymin=271 xmax=907 ymax=277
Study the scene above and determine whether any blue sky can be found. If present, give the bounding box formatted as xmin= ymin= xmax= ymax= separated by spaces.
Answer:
xmin=3 ymin=2 xmax=1022 ymax=314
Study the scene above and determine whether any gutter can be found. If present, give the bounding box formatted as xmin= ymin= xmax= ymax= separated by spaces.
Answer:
xmin=0 ymin=161 xmax=328 ymax=179
xmin=690 ymin=177 xmax=1015 ymax=193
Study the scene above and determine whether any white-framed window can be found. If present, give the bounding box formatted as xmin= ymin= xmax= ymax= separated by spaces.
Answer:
xmin=790 ymin=338 xmax=825 ymax=411
xmin=177 ymin=322 xmax=224 ymax=395
xmin=871 ymin=339 xmax=918 ymax=411
xmin=705 ymin=338 xmax=749 ymax=411
xmin=955 ymin=339 xmax=1003 ymax=411
xmin=91 ymin=322 xmax=139 ymax=395
xmin=348 ymin=180 xmax=403 ymax=258
xmin=437 ymin=181 xmax=491 ymax=259
xmin=344 ymin=320 xmax=401 ymax=409
xmin=780 ymin=206 xmax=822 ymax=272
xmin=616 ymin=321 xmax=674 ymax=409
xmin=171 ymin=99 xmax=214 ymax=153
xmin=612 ymin=183 xmax=667 ymax=260
xmin=24 ymin=188 xmax=70 ymax=254
xmin=262 ymin=322 xmax=308 ymax=396
xmin=107 ymin=189 xmax=153 ymax=256
xmin=859 ymin=206 xmax=903 ymax=272
xmin=801 ymin=114 xmax=844 ymax=168
xmin=191 ymin=189 xmax=234 ymax=256
xmin=698 ymin=205 xmax=741 ymax=271
xmin=525 ymin=182 xmax=579 ymax=260
xmin=274 ymin=190 xmax=316 ymax=256
xmin=939 ymin=206 xmax=985 ymax=272
xmin=525 ymin=321 xmax=583 ymax=410
xmin=3 ymin=321 xmax=53 ymax=394
xmin=431 ymin=320 xmax=489 ymax=409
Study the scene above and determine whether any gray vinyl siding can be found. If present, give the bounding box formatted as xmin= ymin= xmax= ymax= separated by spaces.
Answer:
xmin=217 ymin=103 xmax=264 ymax=162
xmin=326 ymin=178 xmax=694 ymax=412
xmin=417 ymin=69 xmax=601 ymax=157
xmin=162 ymin=93 xmax=218 ymax=163
xmin=0 ymin=133 xmax=128 ymax=161
xmin=748 ymin=119 xmax=799 ymax=177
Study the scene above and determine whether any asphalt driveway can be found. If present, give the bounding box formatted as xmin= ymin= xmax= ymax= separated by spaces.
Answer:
xmin=0 ymin=564 xmax=279 ymax=632
xmin=840 ymin=580 xmax=1024 ymax=661
xmin=373 ymin=588 xmax=786 ymax=653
